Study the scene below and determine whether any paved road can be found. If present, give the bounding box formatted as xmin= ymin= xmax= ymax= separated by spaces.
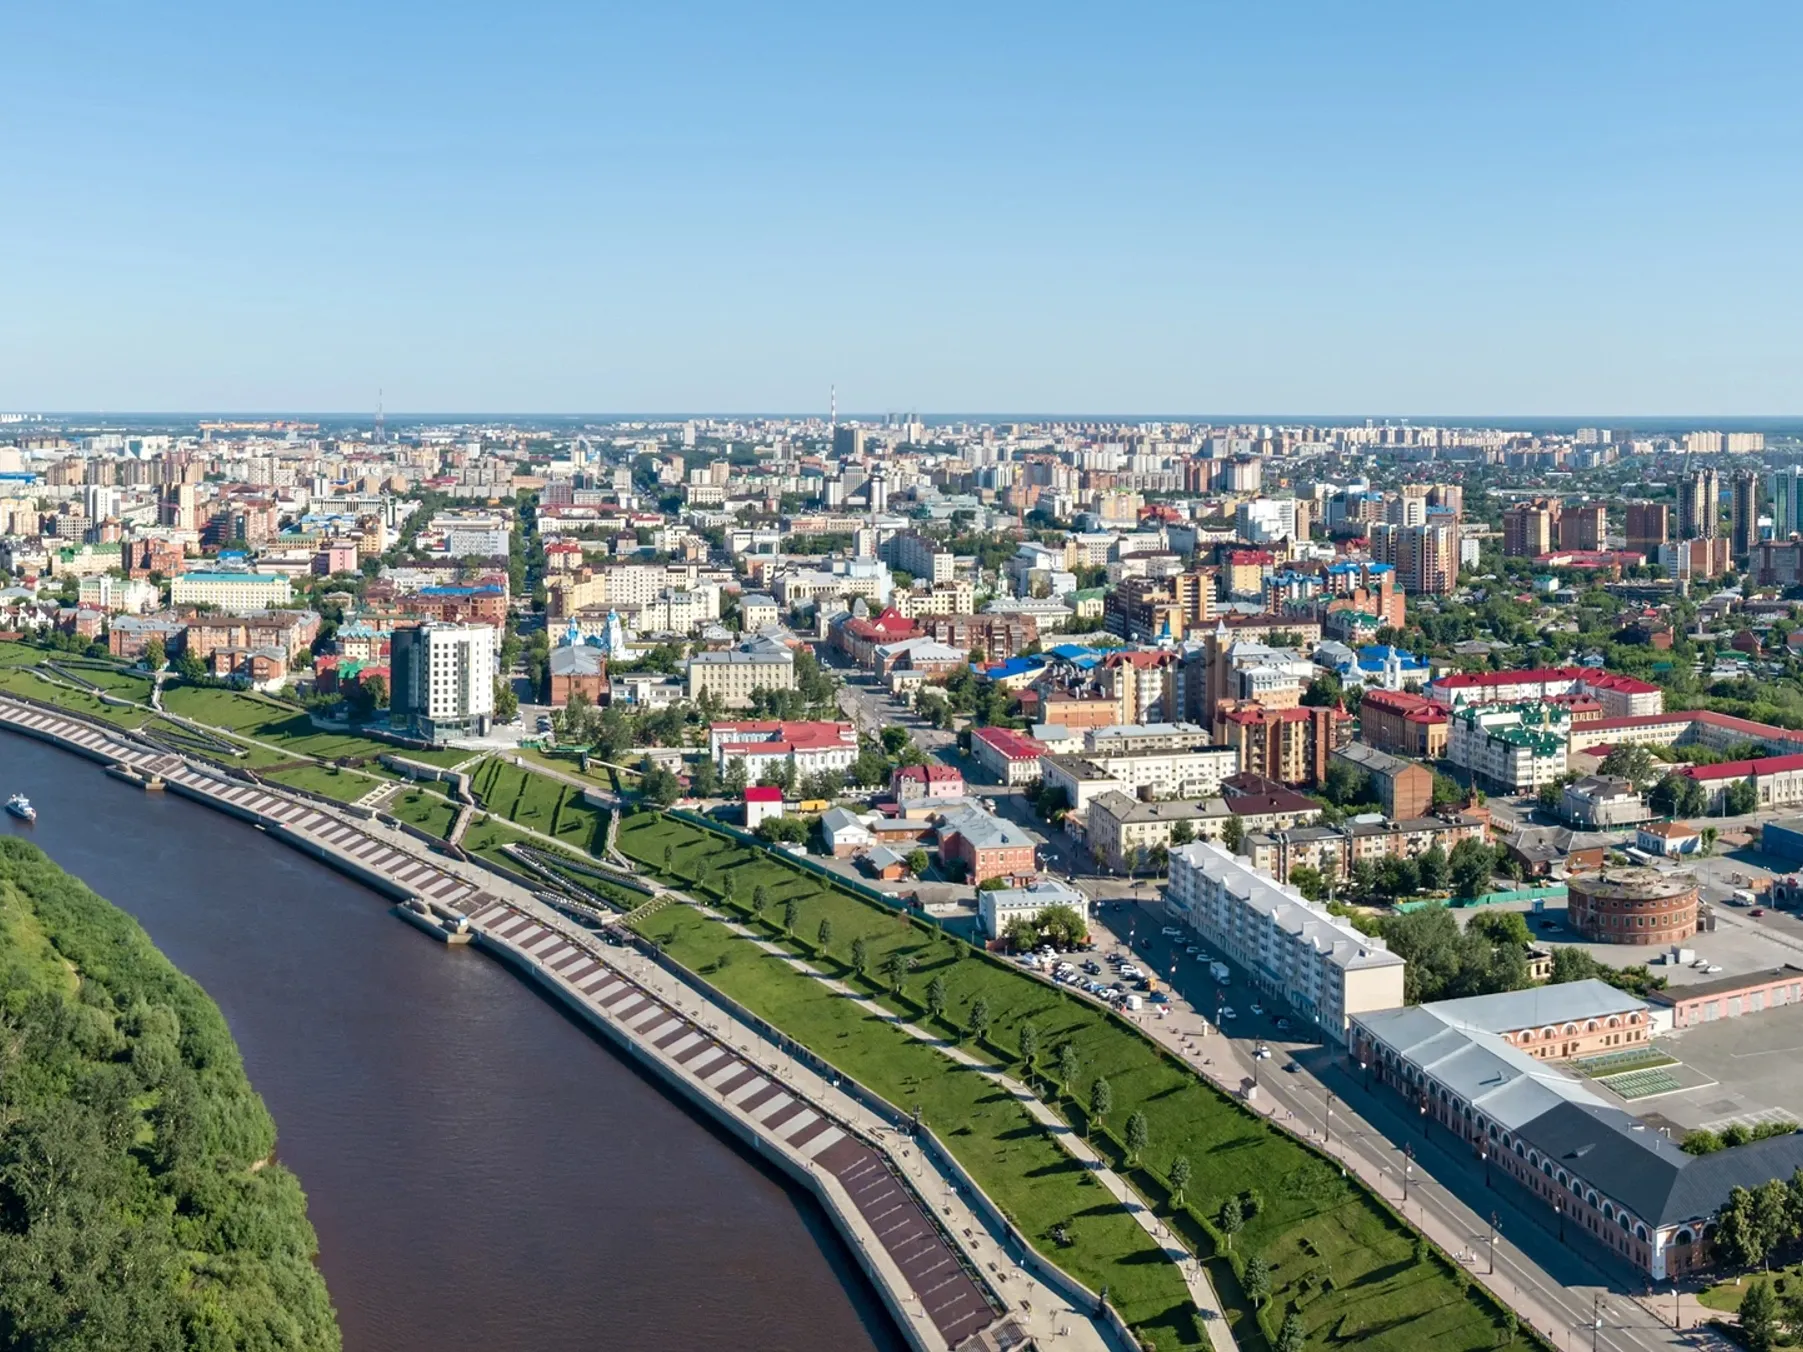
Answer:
xmin=1092 ymin=897 xmax=1709 ymax=1352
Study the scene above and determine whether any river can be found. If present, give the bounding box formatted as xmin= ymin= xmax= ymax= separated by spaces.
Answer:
xmin=0 ymin=730 xmax=901 ymax=1352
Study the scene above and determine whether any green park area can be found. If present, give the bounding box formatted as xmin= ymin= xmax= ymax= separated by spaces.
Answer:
xmin=159 ymin=684 xmax=463 ymax=767
xmin=0 ymin=662 xmax=156 ymax=730
xmin=387 ymin=781 xmax=463 ymax=838
xmin=470 ymin=757 xmax=609 ymax=855
xmin=619 ymin=812 xmax=1523 ymax=1352
xmin=259 ymin=761 xmax=388 ymax=804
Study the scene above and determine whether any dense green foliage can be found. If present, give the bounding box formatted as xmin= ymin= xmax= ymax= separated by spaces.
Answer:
xmin=0 ymin=839 xmax=338 ymax=1351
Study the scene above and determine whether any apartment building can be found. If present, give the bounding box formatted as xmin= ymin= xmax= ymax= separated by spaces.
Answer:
xmin=1329 ymin=742 xmax=1433 ymax=818
xmin=708 ymin=720 xmax=858 ymax=779
xmin=1212 ymin=701 xmax=1340 ymax=788
xmin=1357 ymin=688 xmax=1450 ymax=758
xmin=1447 ymin=701 xmax=1571 ymax=793
xmin=1040 ymin=743 xmax=1238 ymax=808
xmin=1166 ymin=842 xmax=1406 ymax=1043
xmin=884 ymin=531 xmax=956 ymax=585
xmin=390 ymin=621 xmax=496 ymax=743
xmin=1368 ymin=520 xmax=1458 ymax=594
xmin=685 ymin=636 xmax=797 ymax=707
xmin=1086 ymin=792 xmax=1231 ymax=870
xmin=170 ymin=570 xmax=293 ymax=613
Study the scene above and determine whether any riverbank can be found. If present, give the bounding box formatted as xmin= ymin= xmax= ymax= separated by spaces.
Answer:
xmin=0 ymin=836 xmax=339 ymax=1349
xmin=0 ymin=701 xmax=1060 ymax=1350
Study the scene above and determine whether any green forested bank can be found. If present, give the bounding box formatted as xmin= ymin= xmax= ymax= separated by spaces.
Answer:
xmin=0 ymin=838 xmax=339 ymax=1351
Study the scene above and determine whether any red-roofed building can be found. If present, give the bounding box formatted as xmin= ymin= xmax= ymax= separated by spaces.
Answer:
xmin=1212 ymin=701 xmax=1340 ymax=788
xmin=832 ymin=606 xmax=922 ymax=668
xmin=1675 ymin=753 xmax=1803 ymax=813
xmin=743 ymin=784 xmax=785 ymax=830
xmin=1429 ymin=667 xmax=1663 ymax=718
xmin=1569 ymin=710 xmax=1803 ymax=759
xmin=1357 ymin=688 xmax=1449 ymax=758
xmin=709 ymin=720 xmax=859 ymax=778
xmin=891 ymin=762 xmax=965 ymax=804
xmin=971 ymin=725 xmax=1044 ymax=786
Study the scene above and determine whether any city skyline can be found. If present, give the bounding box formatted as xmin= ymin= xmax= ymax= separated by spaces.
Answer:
xmin=5 ymin=2 xmax=1802 ymax=414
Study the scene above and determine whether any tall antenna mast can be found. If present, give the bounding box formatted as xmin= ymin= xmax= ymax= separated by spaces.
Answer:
xmin=376 ymin=389 xmax=385 ymax=445
xmin=830 ymin=384 xmax=837 ymax=432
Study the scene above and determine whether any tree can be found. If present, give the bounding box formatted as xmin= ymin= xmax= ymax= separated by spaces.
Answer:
xmin=1778 ymin=1283 xmax=1803 ymax=1349
xmin=1418 ymin=842 xmax=1450 ymax=892
xmin=1168 ymin=1154 xmax=1192 ymax=1207
xmin=1057 ymin=1041 xmax=1080 ymax=1095
xmin=662 ymin=843 xmax=675 ymax=873
xmin=1036 ymin=903 xmax=1088 ymax=949
xmin=927 ymin=974 xmax=948 ymax=1023
xmin=1449 ymin=837 xmax=1495 ymax=900
xmin=816 ymin=918 xmax=834 ymax=953
xmin=174 ymin=648 xmax=207 ymax=682
xmin=968 ymin=995 xmax=992 ymax=1044
xmin=1003 ymin=915 xmax=1041 ymax=951
xmin=881 ymin=725 xmax=912 ymax=756
xmin=1599 ymin=744 xmax=1658 ymax=789
xmin=880 ymin=948 xmax=908 ymax=993
xmin=640 ymin=763 xmax=681 ymax=807
xmin=1088 ymin=1076 xmax=1113 ymax=1137
xmin=850 ymin=935 xmax=870 ymax=978
xmin=906 ymin=847 xmax=930 ymax=877
xmin=1650 ymin=771 xmax=1707 ymax=818
xmin=1218 ymin=1197 xmax=1244 ymax=1250
xmin=1276 ymin=1311 xmax=1306 ymax=1352
xmin=691 ymin=757 xmax=720 ymax=799
xmin=1124 ymin=1109 xmax=1149 ymax=1163
xmin=143 ymin=637 xmax=167 ymax=671
xmin=1221 ymin=815 xmax=1245 ymax=854
xmin=724 ymin=758 xmax=749 ymax=796
xmin=1469 ymin=909 xmax=1533 ymax=948
xmin=493 ymin=677 xmax=519 ymax=724
xmin=1171 ymin=819 xmax=1196 ymax=847
xmin=1718 ymin=1186 xmax=1770 ymax=1270
xmin=1018 ymin=1021 xmax=1041 ymax=1074
xmin=1289 ymin=864 xmax=1325 ymax=902
xmin=754 ymin=814 xmax=808 ymax=844
xmin=1726 ymin=776 xmax=1760 ymax=817
xmin=752 ymin=883 xmax=769 ymax=918
xmin=1243 ymin=1254 xmax=1271 ymax=1308
xmin=782 ymin=898 xmax=798 ymax=936
xmin=1742 ymin=1277 xmax=1778 ymax=1352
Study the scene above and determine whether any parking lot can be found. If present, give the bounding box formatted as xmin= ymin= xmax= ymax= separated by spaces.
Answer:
xmin=1638 ymin=998 xmax=1803 ymax=1132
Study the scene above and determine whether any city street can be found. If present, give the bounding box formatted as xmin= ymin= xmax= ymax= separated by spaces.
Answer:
xmin=1090 ymin=895 xmax=1704 ymax=1352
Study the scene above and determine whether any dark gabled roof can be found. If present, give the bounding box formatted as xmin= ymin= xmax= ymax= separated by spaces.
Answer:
xmin=1515 ymin=1099 xmax=1803 ymax=1227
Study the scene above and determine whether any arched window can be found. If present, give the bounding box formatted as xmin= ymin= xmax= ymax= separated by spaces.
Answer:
xmin=1542 ymin=1160 xmax=1553 ymax=1177
xmin=1602 ymin=1203 xmax=1615 ymax=1221
xmin=1528 ymin=1151 xmax=1541 ymax=1168
xmin=1565 ymin=1023 xmax=1578 ymax=1035
xmin=1587 ymin=1190 xmax=1598 ymax=1207
xmin=1557 ymin=1171 xmax=1569 ymax=1187
xmin=1676 ymin=1228 xmax=1695 ymax=1245
xmin=1637 ymin=1224 xmax=1649 ymax=1241
xmin=1513 ymin=1141 xmax=1525 ymax=1157
xmin=1619 ymin=1213 xmax=1631 ymax=1232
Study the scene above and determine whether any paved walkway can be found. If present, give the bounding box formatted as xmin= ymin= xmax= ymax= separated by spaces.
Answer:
xmin=686 ymin=895 xmax=1237 ymax=1352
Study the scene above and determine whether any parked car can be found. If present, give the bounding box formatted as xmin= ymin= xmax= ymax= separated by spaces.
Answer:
xmin=1274 ymin=1017 xmax=1292 ymax=1032
xmin=1219 ymin=1006 xmax=1237 ymax=1021
xmin=1250 ymin=1003 xmax=1265 ymax=1016
xmin=1751 ymin=908 xmax=1768 ymax=917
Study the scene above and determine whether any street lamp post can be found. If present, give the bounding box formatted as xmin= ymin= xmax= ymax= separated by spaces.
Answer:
xmin=1593 ymin=1295 xmax=1604 ymax=1352
xmin=1403 ymin=1145 xmax=1414 ymax=1203
xmin=1324 ymin=1089 xmax=1334 ymax=1146
xmin=1489 ymin=1212 xmax=1499 ymax=1274
xmin=1555 ymin=1199 xmax=1564 ymax=1242
xmin=1360 ymin=1057 xmax=1370 ymax=1091
xmin=1480 ymin=1144 xmax=1490 ymax=1188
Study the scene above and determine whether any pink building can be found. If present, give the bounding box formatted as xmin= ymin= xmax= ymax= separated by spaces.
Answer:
xmin=891 ymin=762 xmax=965 ymax=804
xmin=743 ymin=785 xmax=785 ymax=831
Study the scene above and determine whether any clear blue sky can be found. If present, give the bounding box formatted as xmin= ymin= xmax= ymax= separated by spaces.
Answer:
xmin=4 ymin=1 xmax=1800 ymax=416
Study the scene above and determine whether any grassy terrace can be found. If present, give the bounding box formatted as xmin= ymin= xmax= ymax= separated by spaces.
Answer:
xmin=620 ymin=812 xmax=1521 ymax=1352
xmin=159 ymin=685 xmax=467 ymax=767
xmin=387 ymin=782 xmax=463 ymax=839
xmin=0 ymin=663 xmax=156 ymax=729
xmin=514 ymin=744 xmax=641 ymax=793
xmin=259 ymin=762 xmax=387 ymax=803
xmin=470 ymin=757 xmax=609 ymax=855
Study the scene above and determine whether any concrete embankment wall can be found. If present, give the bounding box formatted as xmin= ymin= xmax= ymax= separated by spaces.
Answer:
xmin=474 ymin=930 xmax=945 ymax=1352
